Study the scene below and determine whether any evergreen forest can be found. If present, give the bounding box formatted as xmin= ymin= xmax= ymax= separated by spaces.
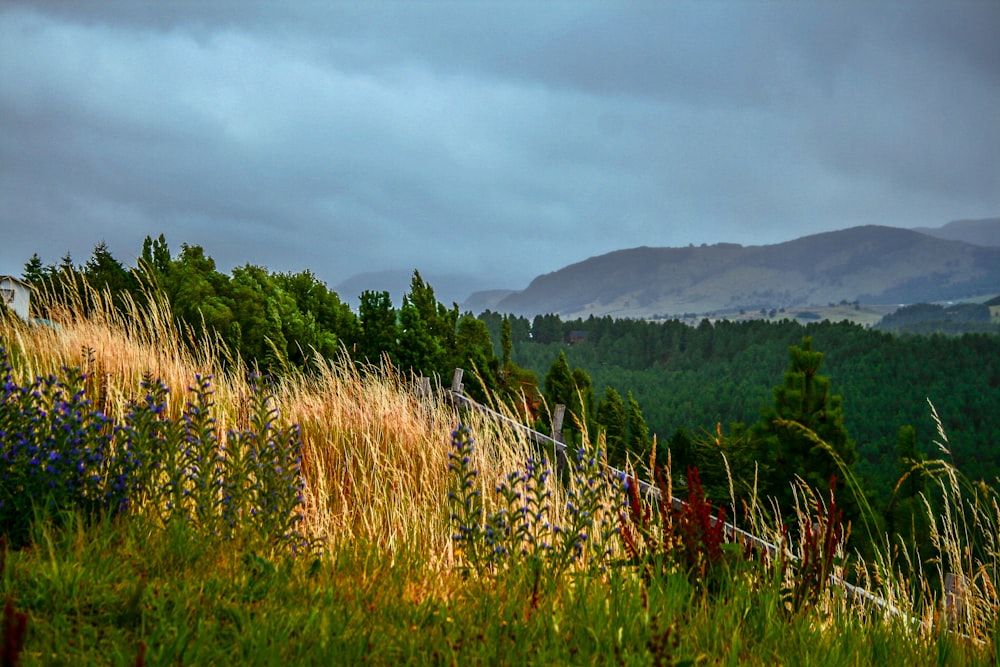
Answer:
xmin=480 ymin=311 xmax=1000 ymax=506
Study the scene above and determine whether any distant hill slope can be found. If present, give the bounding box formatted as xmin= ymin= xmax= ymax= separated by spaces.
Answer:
xmin=493 ymin=225 xmax=1000 ymax=318
xmin=912 ymin=217 xmax=1000 ymax=247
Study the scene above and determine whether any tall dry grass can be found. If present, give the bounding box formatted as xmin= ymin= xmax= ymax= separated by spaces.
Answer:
xmin=0 ymin=276 xmax=543 ymax=564
xmin=718 ymin=409 xmax=1000 ymax=644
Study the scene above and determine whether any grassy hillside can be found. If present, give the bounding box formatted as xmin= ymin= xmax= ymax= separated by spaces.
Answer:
xmin=1 ymin=287 xmax=997 ymax=664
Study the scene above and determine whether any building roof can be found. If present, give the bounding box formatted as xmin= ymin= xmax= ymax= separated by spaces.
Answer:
xmin=0 ymin=275 xmax=30 ymax=288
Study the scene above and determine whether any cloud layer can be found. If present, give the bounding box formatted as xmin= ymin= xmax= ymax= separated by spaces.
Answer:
xmin=1 ymin=1 xmax=997 ymax=300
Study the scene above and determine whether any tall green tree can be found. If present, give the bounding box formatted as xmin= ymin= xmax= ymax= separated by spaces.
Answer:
xmin=752 ymin=337 xmax=857 ymax=513
xmin=22 ymin=254 xmax=45 ymax=287
xmin=162 ymin=244 xmax=234 ymax=343
xmin=83 ymin=241 xmax=139 ymax=312
xmin=452 ymin=315 xmax=499 ymax=400
xmin=227 ymin=264 xmax=294 ymax=369
xmin=358 ymin=290 xmax=398 ymax=366
xmin=544 ymin=351 xmax=592 ymax=444
xmin=596 ymin=386 xmax=627 ymax=467
xmin=886 ymin=425 xmax=930 ymax=555
xmin=137 ymin=234 xmax=172 ymax=298
xmin=626 ymin=391 xmax=652 ymax=464
xmin=397 ymin=301 xmax=446 ymax=377
xmin=501 ymin=317 xmax=513 ymax=376
xmin=275 ymin=270 xmax=358 ymax=360
xmin=668 ymin=427 xmax=696 ymax=478
xmin=405 ymin=270 xmax=458 ymax=353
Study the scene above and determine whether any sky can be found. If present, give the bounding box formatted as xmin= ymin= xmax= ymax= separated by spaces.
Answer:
xmin=1 ymin=1 xmax=998 ymax=304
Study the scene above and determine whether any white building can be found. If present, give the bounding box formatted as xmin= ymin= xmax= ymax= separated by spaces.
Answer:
xmin=0 ymin=275 xmax=31 ymax=322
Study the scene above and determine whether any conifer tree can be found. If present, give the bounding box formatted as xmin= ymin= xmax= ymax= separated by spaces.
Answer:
xmin=752 ymin=337 xmax=857 ymax=513
xmin=22 ymin=253 xmax=45 ymax=286
xmin=358 ymin=290 xmax=398 ymax=366
xmin=500 ymin=316 xmax=513 ymax=375
xmin=397 ymin=301 xmax=446 ymax=376
xmin=626 ymin=391 xmax=652 ymax=463
xmin=544 ymin=351 xmax=592 ymax=445
xmin=596 ymin=386 xmax=627 ymax=467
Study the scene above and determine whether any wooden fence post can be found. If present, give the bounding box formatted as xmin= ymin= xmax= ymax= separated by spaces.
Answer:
xmin=552 ymin=404 xmax=568 ymax=479
xmin=417 ymin=376 xmax=432 ymax=400
xmin=451 ymin=368 xmax=464 ymax=395
xmin=552 ymin=404 xmax=566 ymax=443
xmin=945 ymin=572 xmax=966 ymax=629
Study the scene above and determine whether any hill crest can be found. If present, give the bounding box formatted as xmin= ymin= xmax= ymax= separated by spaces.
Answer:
xmin=486 ymin=224 xmax=1000 ymax=318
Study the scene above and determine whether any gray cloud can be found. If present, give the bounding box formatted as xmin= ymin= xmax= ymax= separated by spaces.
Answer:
xmin=1 ymin=1 xmax=997 ymax=303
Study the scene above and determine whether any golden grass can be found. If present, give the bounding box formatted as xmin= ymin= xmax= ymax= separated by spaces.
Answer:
xmin=0 ymin=277 xmax=546 ymax=566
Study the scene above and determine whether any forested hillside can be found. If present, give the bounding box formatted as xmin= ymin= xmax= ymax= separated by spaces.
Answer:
xmin=479 ymin=311 xmax=1000 ymax=505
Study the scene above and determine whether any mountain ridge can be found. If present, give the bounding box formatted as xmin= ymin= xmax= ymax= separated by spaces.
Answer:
xmin=478 ymin=222 xmax=1000 ymax=319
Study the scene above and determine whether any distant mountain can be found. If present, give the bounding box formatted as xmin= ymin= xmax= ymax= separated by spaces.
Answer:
xmin=491 ymin=225 xmax=1000 ymax=319
xmin=461 ymin=289 xmax=518 ymax=314
xmin=912 ymin=217 xmax=1000 ymax=247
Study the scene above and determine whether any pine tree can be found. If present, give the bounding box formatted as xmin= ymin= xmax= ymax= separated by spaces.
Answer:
xmin=84 ymin=241 xmax=138 ymax=311
xmin=22 ymin=254 xmax=45 ymax=286
xmin=626 ymin=391 xmax=652 ymax=464
xmin=501 ymin=317 xmax=513 ymax=375
xmin=544 ymin=351 xmax=592 ymax=445
xmin=358 ymin=290 xmax=398 ymax=366
xmin=397 ymin=301 xmax=446 ymax=376
xmin=668 ymin=427 xmax=695 ymax=478
xmin=752 ymin=336 xmax=857 ymax=513
xmin=886 ymin=424 xmax=931 ymax=570
xmin=596 ymin=386 xmax=627 ymax=467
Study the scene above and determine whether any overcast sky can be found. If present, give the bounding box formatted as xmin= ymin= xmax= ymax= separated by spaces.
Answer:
xmin=1 ymin=1 xmax=997 ymax=302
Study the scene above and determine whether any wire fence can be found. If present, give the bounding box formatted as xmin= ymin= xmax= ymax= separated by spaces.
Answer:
xmin=443 ymin=368 xmax=923 ymax=625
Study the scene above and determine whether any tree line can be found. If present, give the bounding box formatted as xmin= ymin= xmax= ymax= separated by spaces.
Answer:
xmin=16 ymin=237 xmax=533 ymax=405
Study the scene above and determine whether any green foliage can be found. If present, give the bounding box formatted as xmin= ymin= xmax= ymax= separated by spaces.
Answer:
xmin=504 ymin=314 xmax=1000 ymax=508
xmin=358 ymin=289 xmax=398 ymax=365
xmin=4 ymin=516 xmax=989 ymax=666
xmin=84 ymin=241 xmax=140 ymax=312
xmin=596 ymin=386 xmax=627 ymax=467
xmin=452 ymin=315 xmax=499 ymax=400
xmin=447 ymin=424 xmax=621 ymax=578
xmin=543 ymin=351 xmax=593 ymax=445
xmin=0 ymin=349 xmax=309 ymax=553
xmin=17 ymin=237 xmax=531 ymax=407
xmin=162 ymin=243 xmax=236 ymax=348
xmin=0 ymin=349 xmax=135 ymax=548
xmin=751 ymin=337 xmax=857 ymax=515
xmin=396 ymin=301 xmax=445 ymax=375
xmin=667 ymin=428 xmax=696 ymax=482
xmin=21 ymin=253 xmax=45 ymax=287
xmin=626 ymin=390 xmax=652 ymax=463
xmin=691 ymin=422 xmax=761 ymax=503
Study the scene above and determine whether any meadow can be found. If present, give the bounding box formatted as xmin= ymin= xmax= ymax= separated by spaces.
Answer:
xmin=0 ymin=285 xmax=996 ymax=665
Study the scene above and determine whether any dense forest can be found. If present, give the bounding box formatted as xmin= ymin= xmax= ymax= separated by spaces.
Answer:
xmin=7 ymin=235 xmax=1000 ymax=542
xmin=479 ymin=311 xmax=1000 ymax=504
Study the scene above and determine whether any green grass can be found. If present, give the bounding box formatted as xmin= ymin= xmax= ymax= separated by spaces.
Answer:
xmin=2 ymin=512 xmax=994 ymax=666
